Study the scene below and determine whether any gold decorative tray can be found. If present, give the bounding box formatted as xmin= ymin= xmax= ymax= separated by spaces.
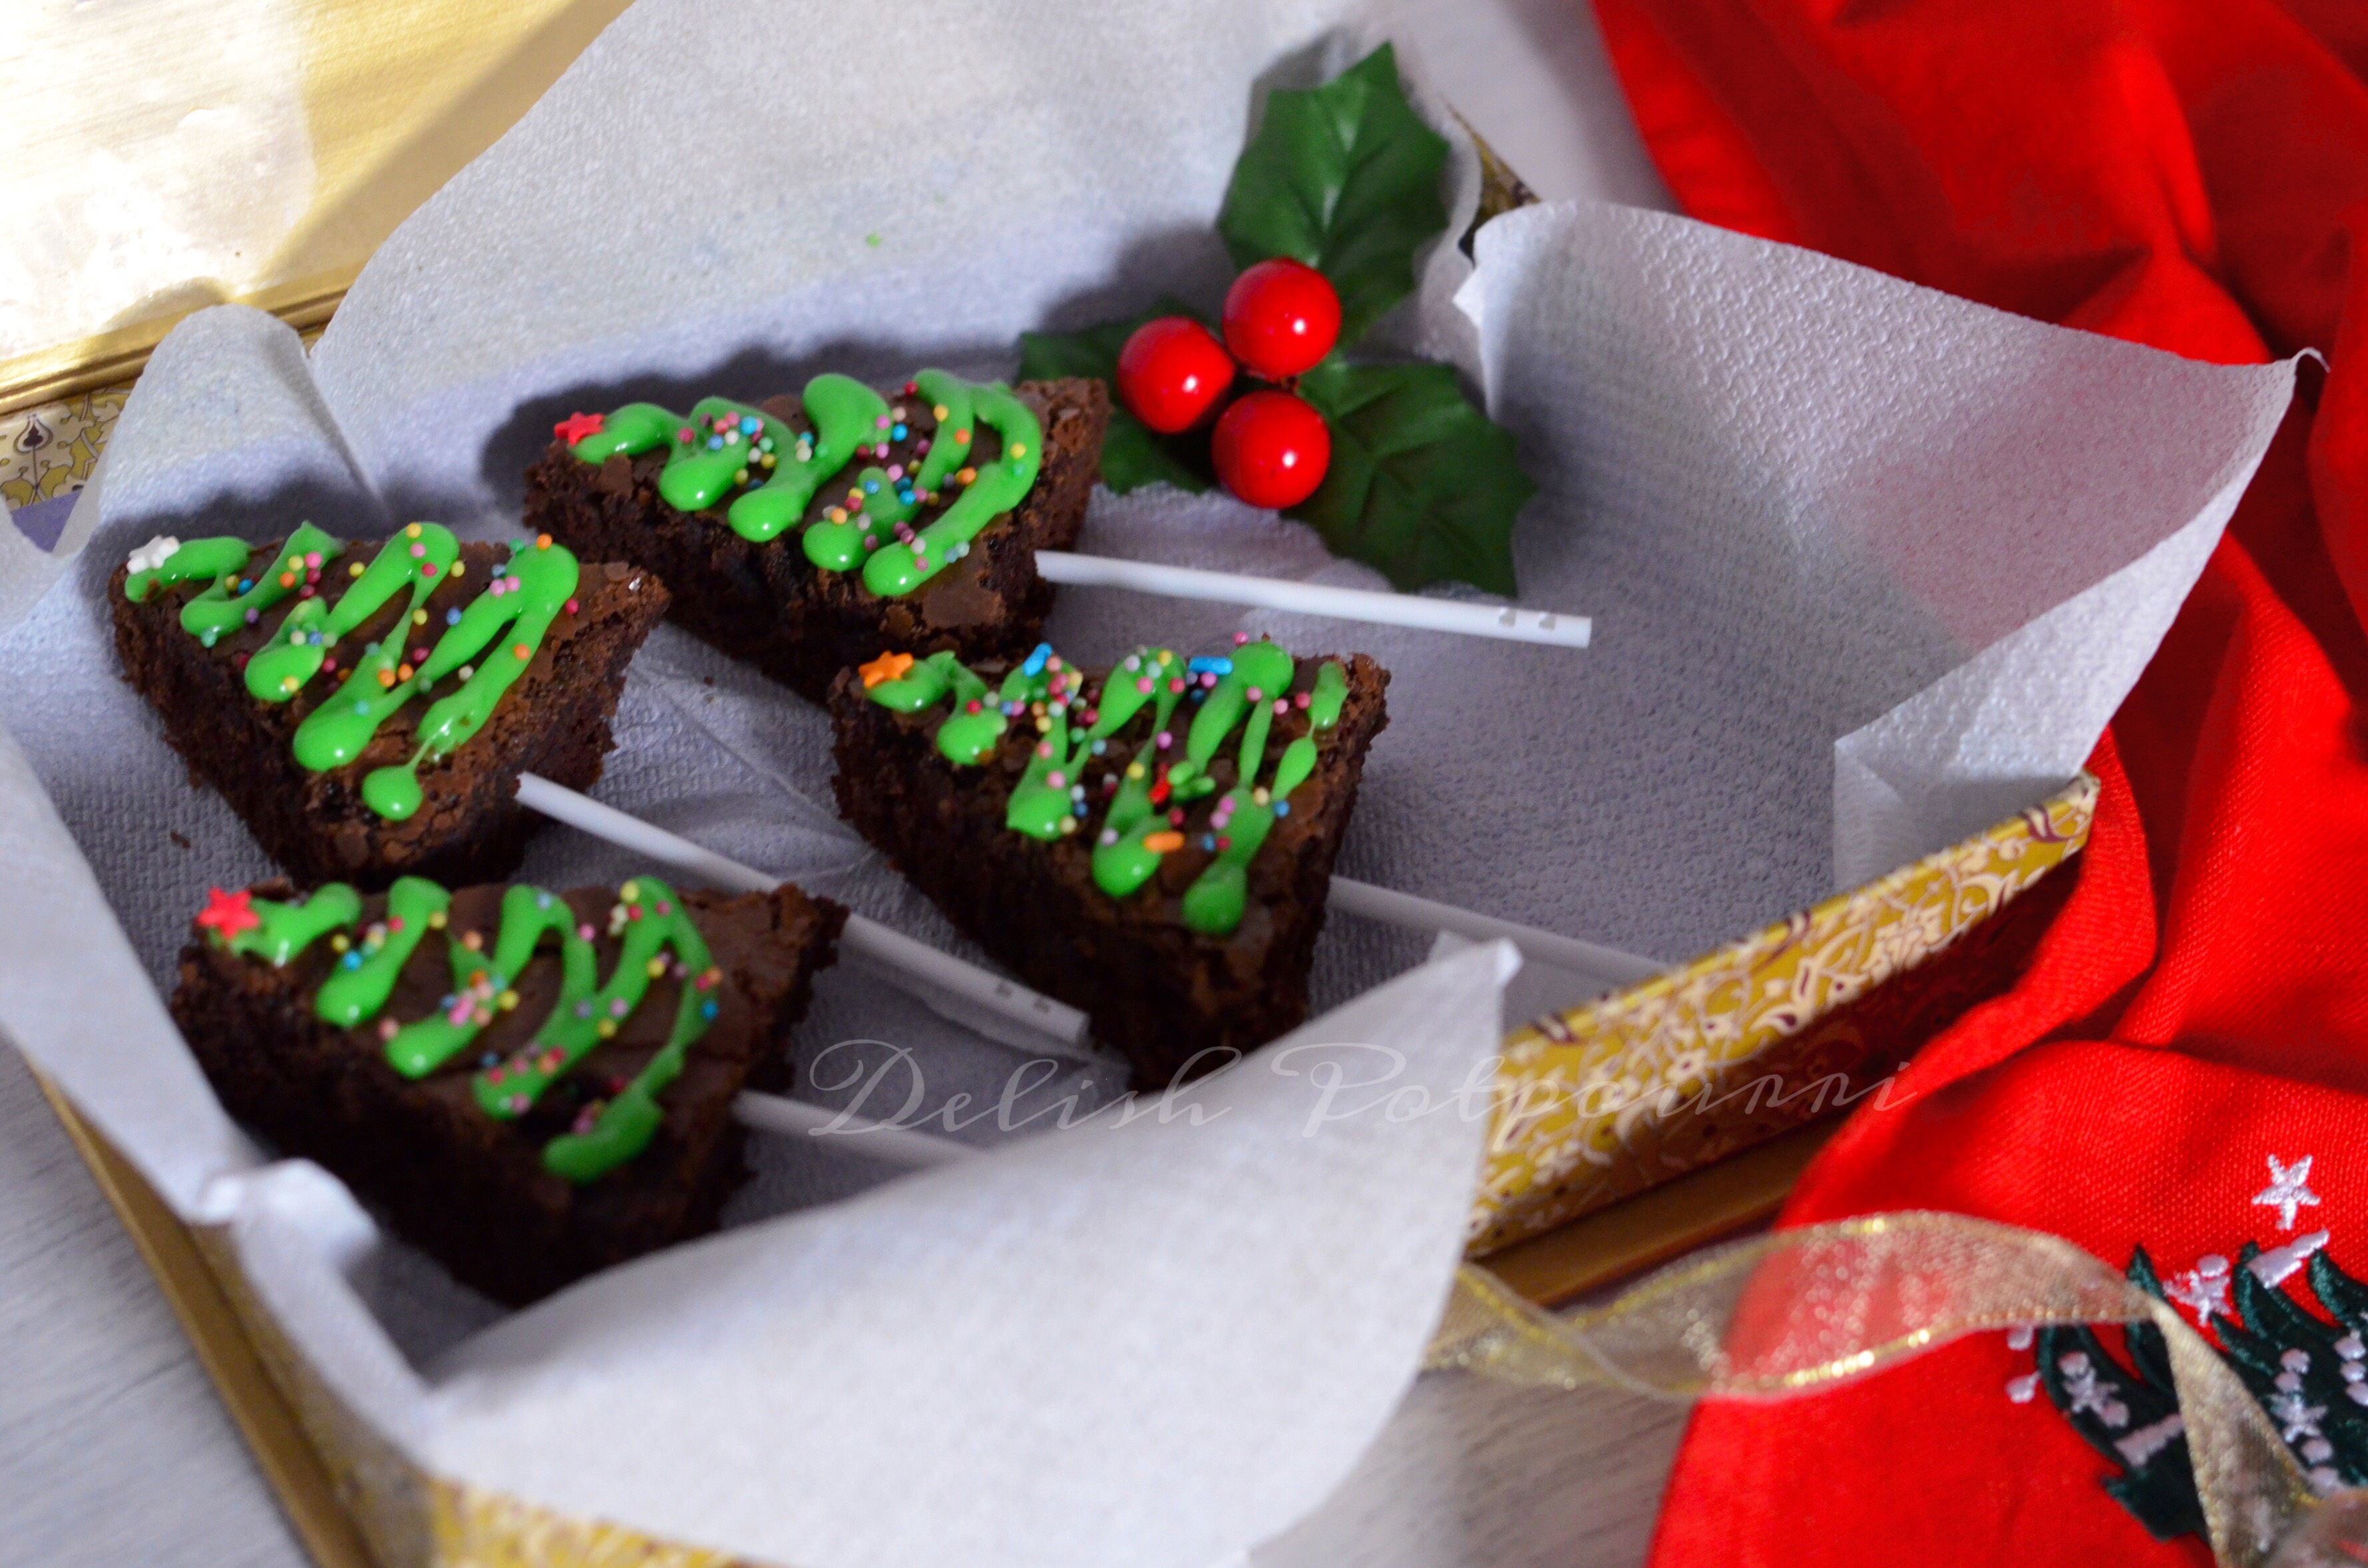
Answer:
xmin=12 ymin=50 xmax=2094 ymax=1562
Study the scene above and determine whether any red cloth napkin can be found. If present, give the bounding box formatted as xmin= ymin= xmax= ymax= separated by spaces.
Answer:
xmin=1587 ymin=0 xmax=2368 ymax=1560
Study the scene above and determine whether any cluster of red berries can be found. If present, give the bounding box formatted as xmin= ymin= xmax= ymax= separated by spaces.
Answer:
xmin=1115 ymin=258 xmax=1341 ymax=510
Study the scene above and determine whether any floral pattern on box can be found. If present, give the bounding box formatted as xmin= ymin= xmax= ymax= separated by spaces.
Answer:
xmin=1 ymin=387 xmax=126 ymax=512
xmin=1468 ymin=771 xmax=2098 ymax=1255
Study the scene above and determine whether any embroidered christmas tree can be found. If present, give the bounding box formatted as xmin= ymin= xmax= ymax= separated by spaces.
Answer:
xmin=2027 ymin=1229 xmax=2365 ymax=1540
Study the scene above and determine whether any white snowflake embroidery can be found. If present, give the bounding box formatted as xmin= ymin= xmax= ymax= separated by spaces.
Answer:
xmin=2250 ymin=1229 xmax=2330 ymax=1288
xmin=2164 ymin=1254 xmax=2234 ymax=1326
xmin=126 ymin=534 xmax=181 ymax=575
xmin=2057 ymin=1351 xmax=2130 ymax=1429
xmin=2269 ymin=1388 xmax=2327 ymax=1444
xmin=2005 ymin=1371 xmax=2040 ymax=1404
xmin=2256 ymin=1154 xmax=2323 ymax=1231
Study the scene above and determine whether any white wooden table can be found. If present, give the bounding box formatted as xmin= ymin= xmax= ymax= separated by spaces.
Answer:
xmin=0 ymin=3 xmax=1688 ymax=1561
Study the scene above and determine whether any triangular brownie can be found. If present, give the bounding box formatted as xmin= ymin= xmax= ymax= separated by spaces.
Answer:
xmin=112 ymin=525 xmax=668 ymax=888
xmin=828 ymin=636 xmax=1389 ymax=1087
xmin=172 ymin=873 xmax=846 ymax=1304
xmin=523 ymin=372 xmax=1109 ymax=701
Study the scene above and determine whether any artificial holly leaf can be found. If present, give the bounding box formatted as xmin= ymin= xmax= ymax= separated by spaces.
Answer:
xmin=1290 ymin=359 xmax=1530 ymax=595
xmin=1217 ymin=44 xmax=1450 ymax=351
xmin=1018 ymin=301 xmax=1214 ymax=495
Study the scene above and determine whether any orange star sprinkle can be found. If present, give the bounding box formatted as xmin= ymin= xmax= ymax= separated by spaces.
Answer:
xmin=859 ymin=651 xmax=916 ymax=689
xmin=195 ymin=886 xmax=260 ymax=942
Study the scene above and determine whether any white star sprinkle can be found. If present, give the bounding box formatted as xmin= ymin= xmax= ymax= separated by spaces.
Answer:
xmin=2255 ymin=1155 xmax=2323 ymax=1231
xmin=126 ymin=534 xmax=181 ymax=575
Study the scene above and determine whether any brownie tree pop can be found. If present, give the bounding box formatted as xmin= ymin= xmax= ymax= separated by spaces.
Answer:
xmin=176 ymin=872 xmax=847 ymax=1302
xmin=526 ymin=371 xmax=1108 ymax=700
xmin=114 ymin=522 xmax=668 ymax=886
xmin=829 ymin=632 xmax=1390 ymax=1087
xmin=558 ymin=369 xmax=1042 ymax=596
xmin=865 ymin=636 xmax=1354 ymax=936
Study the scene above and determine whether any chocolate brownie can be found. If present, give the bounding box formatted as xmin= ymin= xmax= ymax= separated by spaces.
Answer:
xmin=829 ymin=638 xmax=1388 ymax=1087
xmin=172 ymin=874 xmax=846 ymax=1304
xmin=112 ymin=526 xmax=667 ymax=889
xmin=522 ymin=375 xmax=1108 ymax=701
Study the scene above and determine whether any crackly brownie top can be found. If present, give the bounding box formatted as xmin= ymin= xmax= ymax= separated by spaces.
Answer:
xmin=857 ymin=636 xmax=1363 ymax=938
xmin=120 ymin=524 xmax=605 ymax=824
xmin=192 ymin=875 xmax=755 ymax=1183
xmin=554 ymin=369 xmax=1037 ymax=599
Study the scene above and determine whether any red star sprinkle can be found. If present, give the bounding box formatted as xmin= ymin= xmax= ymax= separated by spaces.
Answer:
xmin=195 ymin=887 xmax=260 ymax=942
xmin=554 ymin=411 xmax=606 ymax=445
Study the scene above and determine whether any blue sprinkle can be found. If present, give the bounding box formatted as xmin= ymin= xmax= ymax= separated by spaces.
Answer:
xmin=575 ymin=1002 xmax=594 ymax=1020
xmin=1020 ymin=642 xmax=1052 ymax=676
xmin=707 ymin=435 xmax=724 ymax=450
xmin=237 ymin=579 xmax=254 ymax=593
xmin=739 ymin=415 xmax=760 ymax=434
xmin=353 ymin=699 xmax=369 ymax=713
xmin=1201 ymin=835 xmax=1217 ymax=852
xmin=1273 ymin=801 xmax=1290 ymax=818
xmin=864 ymin=479 xmax=880 ymax=494
xmin=891 ymin=423 xmax=908 ymax=440
xmin=341 ymin=952 xmax=362 ymax=969
xmin=1187 ymin=656 xmax=1233 ymax=677
xmin=1090 ymin=739 xmax=1107 ymax=755
xmin=535 ymin=892 xmax=552 ymax=908
xmin=439 ymin=995 xmax=455 ymax=1009
xmin=700 ymin=999 xmax=719 ymax=1020
xmin=445 ymin=608 xmax=462 ymax=626
xmin=480 ymin=1053 xmax=498 ymax=1069
xmin=309 ymin=632 xmax=323 ymax=646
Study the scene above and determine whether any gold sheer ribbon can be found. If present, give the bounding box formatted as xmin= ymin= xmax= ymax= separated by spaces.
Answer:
xmin=1427 ymin=1212 xmax=2368 ymax=1567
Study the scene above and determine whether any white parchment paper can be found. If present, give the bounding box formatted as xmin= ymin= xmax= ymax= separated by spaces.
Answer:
xmin=0 ymin=0 xmax=2298 ymax=1561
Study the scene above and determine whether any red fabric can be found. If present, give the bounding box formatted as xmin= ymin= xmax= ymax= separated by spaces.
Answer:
xmin=1586 ymin=0 xmax=2368 ymax=1561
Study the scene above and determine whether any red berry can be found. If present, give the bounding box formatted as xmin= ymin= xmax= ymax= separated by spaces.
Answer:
xmin=1115 ymin=317 xmax=1235 ymax=433
xmin=1222 ymin=259 xmax=1342 ymax=379
xmin=1212 ymin=391 xmax=1330 ymax=510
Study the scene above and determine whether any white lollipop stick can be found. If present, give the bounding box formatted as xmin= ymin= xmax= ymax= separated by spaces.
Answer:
xmin=732 ymin=1090 xmax=976 ymax=1169
xmin=1327 ymin=876 xmax=1664 ymax=990
xmin=514 ymin=773 xmax=1089 ymax=1049
xmin=1034 ymin=551 xmax=1591 ymax=649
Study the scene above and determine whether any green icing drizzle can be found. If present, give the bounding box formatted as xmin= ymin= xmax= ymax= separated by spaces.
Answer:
xmin=194 ymin=876 xmax=724 ymax=1183
xmin=859 ymin=381 xmax=1039 ymax=598
xmin=865 ymin=640 xmax=1351 ymax=937
xmin=124 ymin=524 xmax=347 ymax=649
xmin=122 ymin=524 xmax=582 ymax=823
xmin=224 ymin=883 xmax=363 ymax=966
xmin=566 ymin=369 xmax=1039 ymax=596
